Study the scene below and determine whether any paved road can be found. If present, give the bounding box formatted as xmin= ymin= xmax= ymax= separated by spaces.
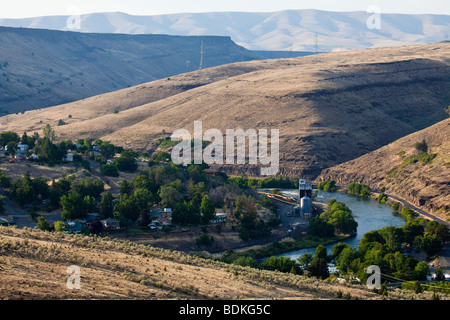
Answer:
xmin=384 ymin=192 xmax=449 ymax=226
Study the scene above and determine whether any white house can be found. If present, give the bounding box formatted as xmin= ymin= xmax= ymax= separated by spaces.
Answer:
xmin=17 ymin=144 xmax=29 ymax=152
xmin=64 ymin=153 xmax=74 ymax=162
xmin=210 ymin=212 xmax=227 ymax=224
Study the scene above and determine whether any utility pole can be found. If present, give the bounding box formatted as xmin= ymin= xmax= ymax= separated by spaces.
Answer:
xmin=199 ymin=40 xmax=204 ymax=70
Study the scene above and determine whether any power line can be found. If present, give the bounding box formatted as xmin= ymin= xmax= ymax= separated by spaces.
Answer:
xmin=380 ymin=272 xmax=450 ymax=291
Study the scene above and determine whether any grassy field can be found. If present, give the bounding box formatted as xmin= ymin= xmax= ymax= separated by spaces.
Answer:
xmin=1 ymin=226 xmax=447 ymax=300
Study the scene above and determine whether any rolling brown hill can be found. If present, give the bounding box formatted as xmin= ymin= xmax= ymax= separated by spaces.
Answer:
xmin=318 ymin=118 xmax=449 ymax=220
xmin=1 ymin=42 xmax=449 ymax=177
xmin=0 ymin=26 xmax=305 ymax=114
xmin=0 ymin=226 xmax=441 ymax=300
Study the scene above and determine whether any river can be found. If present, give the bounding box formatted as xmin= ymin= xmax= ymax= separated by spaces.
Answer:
xmin=275 ymin=189 xmax=407 ymax=259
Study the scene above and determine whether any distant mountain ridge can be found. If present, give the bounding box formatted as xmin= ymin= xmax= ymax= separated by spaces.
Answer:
xmin=0 ymin=10 xmax=449 ymax=51
xmin=0 ymin=26 xmax=310 ymax=114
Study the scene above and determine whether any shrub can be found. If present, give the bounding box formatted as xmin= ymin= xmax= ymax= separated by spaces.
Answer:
xmin=195 ymin=234 xmax=214 ymax=246
xmin=414 ymin=139 xmax=428 ymax=153
xmin=100 ymin=164 xmax=119 ymax=177
xmin=391 ymin=202 xmax=400 ymax=213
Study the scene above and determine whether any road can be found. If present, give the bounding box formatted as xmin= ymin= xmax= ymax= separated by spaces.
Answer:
xmin=384 ymin=192 xmax=449 ymax=227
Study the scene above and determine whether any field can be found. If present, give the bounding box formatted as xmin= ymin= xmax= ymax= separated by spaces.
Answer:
xmin=0 ymin=226 xmax=445 ymax=300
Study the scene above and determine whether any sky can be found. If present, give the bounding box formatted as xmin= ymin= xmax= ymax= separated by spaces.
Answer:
xmin=1 ymin=0 xmax=449 ymax=18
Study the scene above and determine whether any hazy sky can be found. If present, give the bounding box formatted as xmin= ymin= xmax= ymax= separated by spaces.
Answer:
xmin=1 ymin=0 xmax=449 ymax=18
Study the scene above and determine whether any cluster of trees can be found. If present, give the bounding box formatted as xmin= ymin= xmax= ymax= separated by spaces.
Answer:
xmin=60 ymin=178 xmax=105 ymax=221
xmin=9 ymin=171 xmax=50 ymax=207
xmin=326 ymin=218 xmax=449 ymax=284
xmin=1 ymin=127 xmax=75 ymax=165
xmin=317 ymin=180 xmax=337 ymax=192
xmin=308 ymin=199 xmax=358 ymax=237
xmin=234 ymin=195 xmax=272 ymax=241
xmin=227 ymin=175 xmax=297 ymax=190
xmin=346 ymin=182 xmax=371 ymax=199
xmin=4 ymin=167 xmax=107 ymax=220
xmin=258 ymin=215 xmax=448 ymax=284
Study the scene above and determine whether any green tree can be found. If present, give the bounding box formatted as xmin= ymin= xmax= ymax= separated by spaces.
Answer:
xmin=71 ymin=178 xmax=104 ymax=199
xmin=84 ymin=195 xmax=97 ymax=213
xmin=323 ymin=180 xmax=337 ymax=192
xmin=115 ymin=154 xmax=137 ymax=172
xmin=100 ymin=164 xmax=119 ymax=177
xmin=0 ymin=195 xmax=6 ymax=213
xmin=0 ymin=131 xmax=20 ymax=147
xmin=42 ymin=124 xmax=55 ymax=142
xmin=99 ymin=191 xmax=114 ymax=219
xmin=172 ymin=200 xmax=201 ymax=225
xmin=391 ymin=202 xmax=400 ymax=213
xmin=36 ymin=216 xmax=51 ymax=231
xmin=113 ymin=193 xmax=139 ymax=224
xmin=298 ymin=253 xmax=313 ymax=269
xmin=158 ymin=184 xmax=182 ymax=208
xmin=414 ymin=139 xmax=428 ymax=153
xmin=31 ymin=176 xmax=50 ymax=201
xmin=119 ymin=179 xmax=131 ymax=195
xmin=336 ymin=246 xmax=360 ymax=274
xmin=308 ymin=216 xmax=335 ymax=238
xmin=379 ymin=226 xmax=404 ymax=252
xmin=232 ymin=256 xmax=258 ymax=268
xmin=401 ymin=221 xmax=424 ymax=245
xmin=10 ymin=175 xmax=34 ymax=206
xmin=308 ymin=245 xmax=329 ymax=279
xmin=426 ymin=223 xmax=450 ymax=242
xmin=331 ymin=242 xmax=352 ymax=260
xmin=54 ymin=220 xmax=68 ymax=232
xmin=132 ymin=188 xmax=153 ymax=212
xmin=6 ymin=141 xmax=18 ymax=157
xmin=413 ymin=261 xmax=430 ymax=281
xmin=61 ymin=190 xmax=88 ymax=221
xmin=49 ymin=178 xmax=71 ymax=208
xmin=0 ymin=171 xmax=12 ymax=188
xmin=200 ymin=197 xmax=216 ymax=225
xmin=421 ymin=234 xmax=444 ymax=257
xmin=98 ymin=140 xmax=117 ymax=159
xmin=263 ymin=256 xmax=301 ymax=274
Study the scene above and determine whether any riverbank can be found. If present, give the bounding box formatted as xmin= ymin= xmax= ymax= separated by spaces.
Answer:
xmin=220 ymin=233 xmax=352 ymax=263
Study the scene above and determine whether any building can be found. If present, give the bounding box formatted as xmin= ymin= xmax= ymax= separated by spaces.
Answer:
xmin=17 ymin=144 xmax=29 ymax=152
xmin=64 ymin=153 xmax=74 ymax=162
xmin=289 ymin=221 xmax=305 ymax=230
xmin=101 ymin=218 xmax=121 ymax=230
xmin=0 ymin=217 xmax=9 ymax=226
xmin=300 ymin=196 xmax=312 ymax=217
xmin=210 ymin=212 xmax=227 ymax=224
xmin=149 ymin=218 xmax=172 ymax=230
xmin=298 ymin=179 xmax=313 ymax=200
xmin=66 ymin=221 xmax=83 ymax=234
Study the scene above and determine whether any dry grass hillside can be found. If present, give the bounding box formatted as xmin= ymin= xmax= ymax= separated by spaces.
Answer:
xmin=0 ymin=226 xmax=444 ymax=300
xmin=318 ymin=118 xmax=450 ymax=221
xmin=0 ymin=26 xmax=277 ymax=114
xmin=1 ymin=42 xmax=449 ymax=177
